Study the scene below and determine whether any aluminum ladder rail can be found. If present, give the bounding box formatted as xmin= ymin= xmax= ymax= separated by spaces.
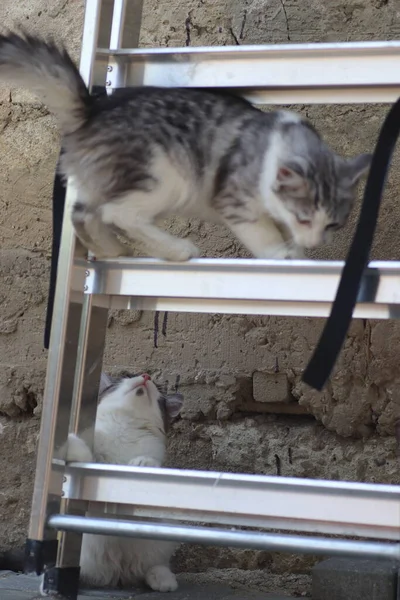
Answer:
xmin=27 ymin=0 xmax=400 ymax=596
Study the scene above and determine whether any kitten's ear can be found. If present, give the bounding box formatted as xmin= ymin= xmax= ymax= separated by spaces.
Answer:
xmin=342 ymin=153 xmax=372 ymax=186
xmin=99 ymin=372 xmax=113 ymax=396
xmin=165 ymin=393 xmax=184 ymax=419
xmin=274 ymin=162 xmax=308 ymax=196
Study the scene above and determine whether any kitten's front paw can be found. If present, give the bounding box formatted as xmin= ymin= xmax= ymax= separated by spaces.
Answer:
xmin=159 ymin=238 xmax=201 ymax=262
xmin=284 ymin=246 xmax=305 ymax=259
xmin=145 ymin=565 xmax=178 ymax=592
xmin=258 ymin=245 xmax=304 ymax=260
xmin=128 ymin=456 xmax=161 ymax=468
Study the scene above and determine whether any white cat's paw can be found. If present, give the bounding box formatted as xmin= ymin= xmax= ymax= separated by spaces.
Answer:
xmin=158 ymin=238 xmax=201 ymax=262
xmin=66 ymin=433 xmax=93 ymax=462
xmin=145 ymin=565 xmax=178 ymax=592
xmin=128 ymin=456 xmax=161 ymax=468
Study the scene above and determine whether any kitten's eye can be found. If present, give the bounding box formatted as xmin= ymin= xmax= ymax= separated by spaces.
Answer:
xmin=325 ymin=223 xmax=339 ymax=231
xmin=296 ymin=217 xmax=312 ymax=226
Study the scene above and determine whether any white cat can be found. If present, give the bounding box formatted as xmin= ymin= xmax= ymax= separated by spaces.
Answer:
xmin=41 ymin=372 xmax=183 ymax=595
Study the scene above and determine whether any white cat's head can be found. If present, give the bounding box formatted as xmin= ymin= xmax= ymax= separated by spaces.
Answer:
xmin=98 ymin=371 xmax=183 ymax=434
xmin=267 ymin=118 xmax=372 ymax=250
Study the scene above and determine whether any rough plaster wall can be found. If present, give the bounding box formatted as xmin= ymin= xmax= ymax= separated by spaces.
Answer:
xmin=0 ymin=0 xmax=400 ymax=595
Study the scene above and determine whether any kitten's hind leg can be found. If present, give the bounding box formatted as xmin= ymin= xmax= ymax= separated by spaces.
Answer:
xmin=72 ymin=203 xmax=130 ymax=258
xmin=101 ymin=197 xmax=200 ymax=261
xmin=71 ymin=201 xmax=100 ymax=253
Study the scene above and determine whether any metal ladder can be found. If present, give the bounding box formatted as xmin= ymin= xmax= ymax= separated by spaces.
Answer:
xmin=26 ymin=0 xmax=400 ymax=597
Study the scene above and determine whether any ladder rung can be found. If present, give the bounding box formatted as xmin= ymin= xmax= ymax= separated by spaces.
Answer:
xmin=62 ymin=463 xmax=400 ymax=540
xmin=82 ymin=258 xmax=400 ymax=319
xmin=95 ymin=41 xmax=400 ymax=104
xmin=48 ymin=515 xmax=400 ymax=561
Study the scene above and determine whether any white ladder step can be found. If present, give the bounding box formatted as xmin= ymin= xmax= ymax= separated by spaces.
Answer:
xmin=95 ymin=41 xmax=400 ymax=104
xmin=61 ymin=463 xmax=400 ymax=540
xmin=82 ymin=258 xmax=400 ymax=319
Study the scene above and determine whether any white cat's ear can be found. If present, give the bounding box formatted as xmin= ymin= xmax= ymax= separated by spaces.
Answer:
xmin=275 ymin=162 xmax=308 ymax=196
xmin=165 ymin=393 xmax=184 ymax=419
xmin=343 ymin=153 xmax=372 ymax=186
xmin=99 ymin=372 xmax=113 ymax=396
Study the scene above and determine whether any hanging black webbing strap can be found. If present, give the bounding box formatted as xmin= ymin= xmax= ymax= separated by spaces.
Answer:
xmin=303 ymin=97 xmax=400 ymax=391
xmin=43 ymin=158 xmax=65 ymax=350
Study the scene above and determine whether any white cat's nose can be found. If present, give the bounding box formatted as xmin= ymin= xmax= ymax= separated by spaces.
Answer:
xmin=142 ymin=373 xmax=151 ymax=383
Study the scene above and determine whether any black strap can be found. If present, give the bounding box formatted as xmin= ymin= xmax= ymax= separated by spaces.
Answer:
xmin=43 ymin=159 xmax=66 ymax=349
xmin=302 ymin=97 xmax=400 ymax=391
xmin=44 ymin=87 xmax=107 ymax=350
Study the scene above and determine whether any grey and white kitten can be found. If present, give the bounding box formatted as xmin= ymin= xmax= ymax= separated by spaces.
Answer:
xmin=0 ymin=33 xmax=372 ymax=260
xmin=47 ymin=372 xmax=183 ymax=593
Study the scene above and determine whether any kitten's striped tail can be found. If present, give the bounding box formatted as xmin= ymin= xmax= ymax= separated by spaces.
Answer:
xmin=0 ymin=32 xmax=92 ymax=135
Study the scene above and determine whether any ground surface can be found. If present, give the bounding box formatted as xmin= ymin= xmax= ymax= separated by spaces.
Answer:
xmin=0 ymin=571 xmax=296 ymax=600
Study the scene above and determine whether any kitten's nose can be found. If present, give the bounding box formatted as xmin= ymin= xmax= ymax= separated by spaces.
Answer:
xmin=142 ymin=373 xmax=151 ymax=383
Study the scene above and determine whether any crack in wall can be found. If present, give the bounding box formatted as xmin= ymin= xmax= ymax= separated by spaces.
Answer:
xmin=229 ymin=27 xmax=240 ymax=45
xmin=230 ymin=10 xmax=247 ymax=46
xmin=279 ymin=0 xmax=291 ymax=41
xmin=240 ymin=10 xmax=247 ymax=40
xmin=185 ymin=14 xmax=192 ymax=46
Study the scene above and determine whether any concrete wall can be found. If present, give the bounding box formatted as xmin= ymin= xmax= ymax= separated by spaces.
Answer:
xmin=1 ymin=0 xmax=400 ymax=595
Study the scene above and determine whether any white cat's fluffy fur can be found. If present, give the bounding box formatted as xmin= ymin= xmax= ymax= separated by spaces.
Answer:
xmin=42 ymin=373 xmax=183 ymax=594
